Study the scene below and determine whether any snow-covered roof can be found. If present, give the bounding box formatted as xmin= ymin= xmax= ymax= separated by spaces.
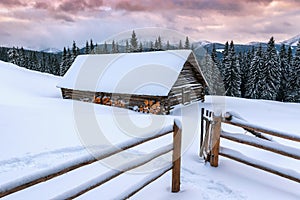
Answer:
xmin=57 ymin=50 xmax=203 ymax=96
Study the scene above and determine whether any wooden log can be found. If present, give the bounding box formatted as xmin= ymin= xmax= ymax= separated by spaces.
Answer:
xmin=0 ymin=129 xmax=173 ymax=198
xmin=222 ymin=118 xmax=300 ymax=142
xmin=116 ymin=164 xmax=173 ymax=199
xmin=199 ymin=118 xmax=211 ymax=157
xmin=200 ymin=108 xmax=205 ymax=156
xmin=221 ymin=131 xmax=300 ymax=160
xmin=172 ymin=120 xmax=182 ymax=192
xmin=54 ymin=144 xmax=174 ymax=199
xmin=220 ymin=147 xmax=300 ymax=183
xmin=210 ymin=114 xmax=221 ymax=167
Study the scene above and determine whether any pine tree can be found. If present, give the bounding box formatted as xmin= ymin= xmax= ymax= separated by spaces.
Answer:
xmin=90 ymin=39 xmax=94 ymax=53
xmin=116 ymin=42 xmax=119 ymax=53
xmin=112 ymin=40 xmax=118 ymax=53
xmin=277 ymin=44 xmax=290 ymax=101
xmin=85 ymin=41 xmax=90 ymax=54
xmin=149 ymin=41 xmax=154 ymax=51
xmin=158 ymin=36 xmax=162 ymax=50
xmin=287 ymin=40 xmax=300 ymax=102
xmin=184 ymin=36 xmax=190 ymax=49
xmin=223 ymin=41 xmax=241 ymax=97
xmin=60 ymin=47 xmax=68 ymax=76
xmin=125 ymin=40 xmax=130 ymax=53
xmin=103 ymin=42 xmax=108 ymax=54
xmin=139 ymin=42 xmax=143 ymax=52
xmin=260 ymin=37 xmax=281 ymax=100
xmin=130 ymin=30 xmax=138 ymax=52
xmin=210 ymin=45 xmax=224 ymax=95
xmin=7 ymin=47 xmax=19 ymax=65
xmin=178 ymin=40 xmax=183 ymax=49
xmin=245 ymin=45 xmax=264 ymax=99
xmin=166 ymin=40 xmax=170 ymax=50
xmin=287 ymin=46 xmax=293 ymax=66
xmin=154 ymin=39 xmax=159 ymax=50
xmin=220 ymin=41 xmax=229 ymax=78
xmin=71 ymin=41 xmax=79 ymax=64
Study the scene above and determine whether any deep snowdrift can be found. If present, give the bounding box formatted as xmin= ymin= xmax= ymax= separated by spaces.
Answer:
xmin=0 ymin=61 xmax=299 ymax=199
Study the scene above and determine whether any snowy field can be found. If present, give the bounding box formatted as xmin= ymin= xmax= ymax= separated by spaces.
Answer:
xmin=0 ymin=61 xmax=300 ymax=199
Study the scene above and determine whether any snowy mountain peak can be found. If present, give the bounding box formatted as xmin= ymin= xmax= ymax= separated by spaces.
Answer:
xmin=281 ymin=34 xmax=300 ymax=46
xmin=193 ymin=40 xmax=212 ymax=47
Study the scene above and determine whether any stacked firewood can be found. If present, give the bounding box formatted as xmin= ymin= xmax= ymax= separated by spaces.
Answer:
xmin=93 ymin=96 xmax=125 ymax=108
xmin=113 ymin=99 xmax=126 ymax=107
xmin=93 ymin=96 xmax=112 ymax=106
xmin=138 ymin=100 xmax=161 ymax=114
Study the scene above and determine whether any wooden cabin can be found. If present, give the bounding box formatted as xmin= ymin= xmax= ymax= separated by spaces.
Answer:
xmin=57 ymin=50 xmax=208 ymax=114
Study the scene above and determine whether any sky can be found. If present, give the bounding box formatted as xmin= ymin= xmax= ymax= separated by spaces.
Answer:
xmin=0 ymin=0 xmax=299 ymax=50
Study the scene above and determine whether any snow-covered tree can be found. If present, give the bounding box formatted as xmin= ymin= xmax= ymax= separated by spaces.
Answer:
xmin=85 ymin=41 xmax=90 ymax=54
xmin=220 ymin=41 xmax=229 ymax=78
xmin=125 ymin=40 xmax=130 ymax=53
xmin=277 ymin=44 xmax=290 ymax=101
xmin=223 ymin=41 xmax=241 ymax=97
xmin=178 ymin=40 xmax=183 ymax=49
xmin=287 ymin=40 xmax=300 ymax=102
xmin=245 ymin=45 xmax=264 ymax=99
xmin=7 ymin=47 xmax=19 ymax=65
xmin=103 ymin=42 xmax=108 ymax=54
xmin=90 ymin=39 xmax=94 ymax=53
xmin=166 ymin=40 xmax=170 ymax=50
xmin=260 ymin=37 xmax=281 ymax=100
xmin=130 ymin=30 xmax=138 ymax=52
xmin=112 ymin=40 xmax=119 ymax=53
xmin=139 ymin=42 xmax=143 ymax=52
xmin=184 ymin=36 xmax=190 ymax=49
xmin=158 ymin=36 xmax=162 ymax=50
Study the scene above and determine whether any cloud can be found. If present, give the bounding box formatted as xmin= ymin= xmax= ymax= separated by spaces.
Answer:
xmin=115 ymin=1 xmax=148 ymax=11
xmin=0 ymin=0 xmax=299 ymax=49
xmin=0 ymin=0 xmax=26 ymax=7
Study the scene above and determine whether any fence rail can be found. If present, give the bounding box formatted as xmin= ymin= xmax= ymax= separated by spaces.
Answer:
xmin=199 ymin=108 xmax=300 ymax=183
xmin=0 ymin=121 xmax=182 ymax=199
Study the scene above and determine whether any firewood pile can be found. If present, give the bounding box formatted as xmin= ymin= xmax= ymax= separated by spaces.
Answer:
xmin=138 ymin=100 xmax=161 ymax=114
xmin=93 ymin=96 xmax=126 ymax=108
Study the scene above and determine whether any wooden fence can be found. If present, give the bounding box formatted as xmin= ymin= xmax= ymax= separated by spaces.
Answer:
xmin=0 ymin=120 xmax=182 ymax=199
xmin=199 ymin=108 xmax=300 ymax=183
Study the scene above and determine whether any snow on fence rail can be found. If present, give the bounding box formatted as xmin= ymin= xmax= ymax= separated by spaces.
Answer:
xmin=0 ymin=121 xmax=182 ymax=198
xmin=199 ymin=108 xmax=300 ymax=183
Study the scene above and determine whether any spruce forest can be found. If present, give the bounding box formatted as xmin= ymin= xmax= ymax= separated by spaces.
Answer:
xmin=1 ymin=32 xmax=299 ymax=103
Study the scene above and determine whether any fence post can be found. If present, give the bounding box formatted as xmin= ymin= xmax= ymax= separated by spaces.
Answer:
xmin=200 ymin=108 xmax=204 ymax=156
xmin=210 ymin=114 xmax=221 ymax=167
xmin=172 ymin=120 xmax=182 ymax=192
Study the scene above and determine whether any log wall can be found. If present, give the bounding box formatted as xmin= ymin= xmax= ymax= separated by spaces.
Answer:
xmin=61 ymin=88 xmax=169 ymax=114
xmin=167 ymin=61 xmax=206 ymax=109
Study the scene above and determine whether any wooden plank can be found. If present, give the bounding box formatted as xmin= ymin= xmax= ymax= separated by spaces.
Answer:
xmin=116 ymin=165 xmax=173 ymax=199
xmin=210 ymin=115 xmax=221 ymax=167
xmin=0 ymin=129 xmax=173 ymax=198
xmin=220 ymin=147 xmax=300 ymax=183
xmin=172 ymin=120 xmax=182 ymax=192
xmin=200 ymin=108 xmax=204 ymax=153
xmin=54 ymin=144 xmax=174 ymax=199
xmin=221 ymin=131 xmax=300 ymax=160
xmin=222 ymin=118 xmax=300 ymax=142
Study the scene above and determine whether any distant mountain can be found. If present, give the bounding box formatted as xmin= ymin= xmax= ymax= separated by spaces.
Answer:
xmin=281 ymin=34 xmax=300 ymax=46
xmin=41 ymin=48 xmax=61 ymax=54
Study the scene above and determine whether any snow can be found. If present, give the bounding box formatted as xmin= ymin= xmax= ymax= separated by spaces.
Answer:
xmin=0 ymin=61 xmax=300 ymax=199
xmin=221 ymin=131 xmax=300 ymax=159
xmin=54 ymin=144 xmax=173 ymax=199
xmin=57 ymin=50 xmax=193 ymax=96
xmin=220 ymin=147 xmax=300 ymax=182
xmin=281 ymin=34 xmax=300 ymax=46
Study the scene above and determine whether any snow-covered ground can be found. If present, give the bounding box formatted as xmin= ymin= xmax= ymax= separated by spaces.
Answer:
xmin=0 ymin=61 xmax=300 ymax=199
